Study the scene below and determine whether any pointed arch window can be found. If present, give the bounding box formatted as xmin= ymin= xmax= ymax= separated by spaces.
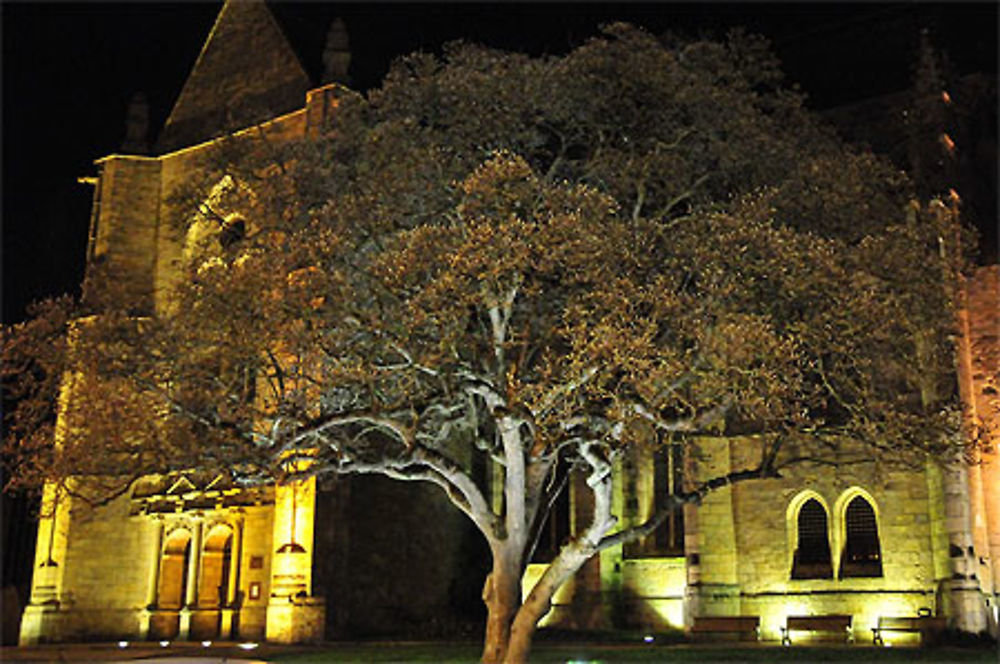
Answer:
xmin=791 ymin=498 xmax=832 ymax=579
xmin=839 ymin=495 xmax=883 ymax=578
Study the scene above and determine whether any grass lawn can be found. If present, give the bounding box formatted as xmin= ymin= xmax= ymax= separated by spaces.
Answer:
xmin=268 ymin=641 xmax=1000 ymax=663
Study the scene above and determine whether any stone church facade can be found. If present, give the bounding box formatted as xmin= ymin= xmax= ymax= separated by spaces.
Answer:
xmin=19 ymin=0 xmax=999 ymax=646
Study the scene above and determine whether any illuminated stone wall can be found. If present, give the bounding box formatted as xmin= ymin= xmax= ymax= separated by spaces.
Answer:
xmin=619 ymin=558 xmax=686 ymax=629
xmin=726 ymin=458 xmax=942 ymax=641
xmin=687 ymin=438 xmax=740 ymax=621
xmin=20 ymin=487 xmax=279 ymax=644
xmin=55 ymin=496 xmax=155 ymax=639
xmin=21 ymin=69 xmax=465 ymax=644
xmin=524 ymin=429 xmax=990 ymax=643
xmin=153 ymin=107 xmax=310 ymax=316
xmin=515 ymin=426 xmax=998 ymax=644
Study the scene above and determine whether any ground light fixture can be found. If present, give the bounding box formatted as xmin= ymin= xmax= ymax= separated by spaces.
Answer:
xmin=239 ymin=642 xmax=260 ymax=650
xmin=117 ymin=641 xmax=128 ymax=648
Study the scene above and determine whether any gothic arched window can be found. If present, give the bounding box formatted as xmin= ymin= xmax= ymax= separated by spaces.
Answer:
xmin=791 ymin=498 xmax=832 ymax=579
xmin=839 ymin=495 xmax=883 ymax=578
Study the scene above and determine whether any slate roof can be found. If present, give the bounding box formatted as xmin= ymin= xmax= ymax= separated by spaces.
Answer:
xmin=156 ymin=0 xmax=333 ymax=153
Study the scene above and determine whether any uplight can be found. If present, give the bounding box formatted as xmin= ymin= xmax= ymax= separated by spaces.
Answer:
xmin=239 ymin=642 xmax=260 ymax=650
xmin=643 ymin=635 xmax=654 ymax=643
xmin=160 ymin=641 xmax=170 ymax=647
xmin=117 ymin=641 xmax=129 ymax=649
xmin=202 ymin=640 xmax=213 ymax=647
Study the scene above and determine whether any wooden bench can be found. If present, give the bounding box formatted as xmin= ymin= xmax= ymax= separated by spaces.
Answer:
xmin=781 ymin=614 xmax=853 ymax=645
xmin=872 ymin=616 xmax=947 ymax=645
xmin=690 ymin=616 xmax=761 ymax=641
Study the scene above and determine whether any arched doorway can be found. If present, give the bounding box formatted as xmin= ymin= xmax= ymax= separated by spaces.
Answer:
xmin=158 ymin=529 xmax=191 ymax=609
xmin=199 ymin=525 xmax=234 ymax=609
xmin=190 ymin=524 xmax=235 ymax=639
xmin=152 ymin=528 xmax=191 ymax=639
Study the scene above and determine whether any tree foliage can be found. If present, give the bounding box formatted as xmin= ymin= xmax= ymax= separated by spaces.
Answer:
xmin=2 ymin=25 xmax=967 ymax=663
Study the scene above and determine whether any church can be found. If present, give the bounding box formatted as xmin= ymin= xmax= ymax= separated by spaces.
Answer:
xmin=18 ymin=0 xmax=999 ymax=646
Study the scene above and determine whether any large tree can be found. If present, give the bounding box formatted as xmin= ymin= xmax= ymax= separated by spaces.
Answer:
xmin=4 ymin=25 xmax=967 ymax=663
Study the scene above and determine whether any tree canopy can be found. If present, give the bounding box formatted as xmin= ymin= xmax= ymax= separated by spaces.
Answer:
xmin=2 ymin=25 xmax=967 ymax=663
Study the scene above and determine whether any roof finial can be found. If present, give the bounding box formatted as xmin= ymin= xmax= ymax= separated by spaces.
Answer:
xmin=122 ymin=91 xmax=150 ymax=154
xmin=322 ymin=18 xmax=351 ymax=85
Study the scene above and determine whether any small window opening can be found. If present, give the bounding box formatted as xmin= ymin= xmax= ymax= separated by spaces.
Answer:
xmin=839 ymin=496 xmax=883 ymax=578
xmin=219 ymin=215 xmax=246 ymax=250
xmin=791 ymin=498 xmax=832 ymax=579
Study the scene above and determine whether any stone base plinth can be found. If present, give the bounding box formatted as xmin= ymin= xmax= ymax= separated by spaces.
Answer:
xmin=19 ymin=603 xmax=62 ymax=646
xmin=265 ymin=597 xmax=325 ymax=643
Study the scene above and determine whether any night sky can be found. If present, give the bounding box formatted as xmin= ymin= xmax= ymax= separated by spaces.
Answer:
xmin=3 ymin=2 xmax=997 ymax=324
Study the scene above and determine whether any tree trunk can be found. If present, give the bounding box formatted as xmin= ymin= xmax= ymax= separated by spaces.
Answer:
xmin=480 ymin=554 xmax=521 ymax=664
xmin=503 ymin=589 xmax=550 ymax=664
xmin=503 ymin=543 xmax=591 ymax=664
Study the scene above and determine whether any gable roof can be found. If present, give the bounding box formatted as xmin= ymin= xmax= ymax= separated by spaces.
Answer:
xmin=156 ymin=0 xmax=311 ymax=153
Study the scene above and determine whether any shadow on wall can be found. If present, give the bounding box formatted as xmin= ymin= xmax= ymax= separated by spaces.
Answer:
xmin=312 ymin=475 xmax=489 ymax=639
xmin=2 ymin=586 xmax=22 ymax=645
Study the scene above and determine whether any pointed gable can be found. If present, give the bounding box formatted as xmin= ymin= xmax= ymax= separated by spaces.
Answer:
xmin=166 ymin=476 xmax=197 ymax=495
xmin=156 ymin=0 xmax=311 ymax=153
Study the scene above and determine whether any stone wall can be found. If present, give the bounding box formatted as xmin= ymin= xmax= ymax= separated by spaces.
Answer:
xmin=90 ymin=157 xmax=162 ymax=312
xmin=681 ymin=436 xmax=945 ymax=641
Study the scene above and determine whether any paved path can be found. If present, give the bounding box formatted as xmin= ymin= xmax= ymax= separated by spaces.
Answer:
xmin=105 ymin=660 xmax=265 ymax=664
xmin=109 ymin=659 xmax=266 ymax=664
xmin=0 ymin=641 xmax=286 ymax=663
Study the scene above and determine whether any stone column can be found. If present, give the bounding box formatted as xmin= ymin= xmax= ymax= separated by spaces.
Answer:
xmin=940 ymin=455 xmax=988 ymax=634
xmin=228 ymin=517 xmax=243 ymax=605
xmin=966 ymin=268 xmax=1000 ymax=637
xmin=981 ymin=442 xmax=1000 ymax=638
xmin=19 ymin=369 xmax=84 ymax=646
xmin=943 ymin=273 xmax=991 ymax=634
xmin=179 ymin=519 xmax=203 ymax=640
xmin=192 ymin=520 xmax=204 ymax=606
xmin=139 ymin=517 xmax=165 ymax=639
xmin=220 ymin=516 xmax=243 ymax=639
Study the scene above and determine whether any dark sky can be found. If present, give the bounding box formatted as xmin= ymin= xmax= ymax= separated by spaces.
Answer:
xmin=2 ymin=2 xmax=997 ymax=324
